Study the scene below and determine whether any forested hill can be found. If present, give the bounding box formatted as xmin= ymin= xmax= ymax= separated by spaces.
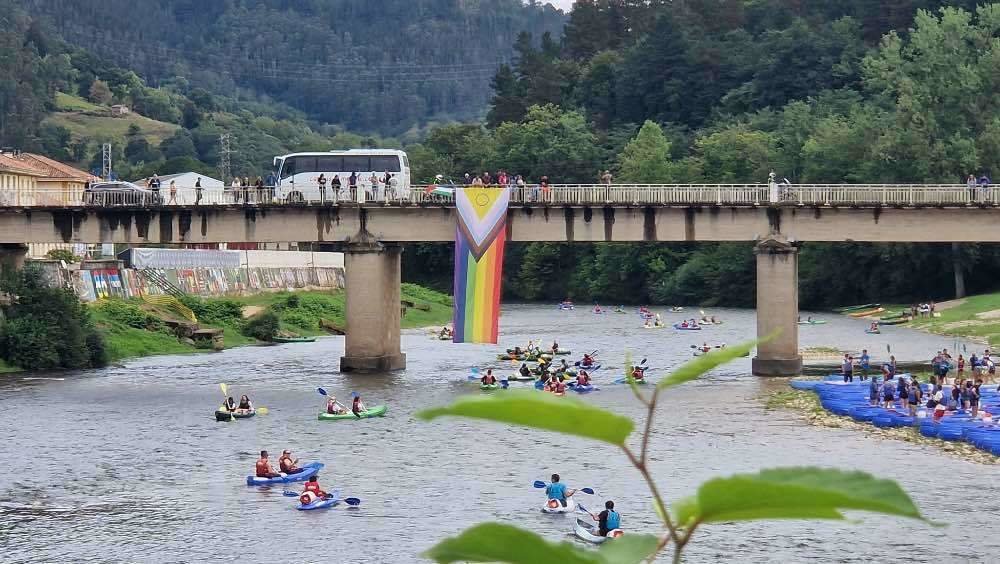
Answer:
xmin=21 ymin=0 xmax=566 ymax=135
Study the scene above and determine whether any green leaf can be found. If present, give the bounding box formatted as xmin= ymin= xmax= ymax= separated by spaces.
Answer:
xmin=597 ymin=534 xmax=662 ymax=563
xmin=423 ymin=523 xmax=660 ymax=564
xmin=424 ymin=523 xmax=600 ymax=563
xmin=656 ymin=340 xmax=757 ymax=391
xmin=674 ymin=467 xmax=928 ymax=526
xmin=417 ymin=391 xmax=634 ymax=446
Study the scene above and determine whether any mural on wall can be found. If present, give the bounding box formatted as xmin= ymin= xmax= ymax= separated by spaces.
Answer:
xmin=73 ymin=267 xmax=345 ymax=302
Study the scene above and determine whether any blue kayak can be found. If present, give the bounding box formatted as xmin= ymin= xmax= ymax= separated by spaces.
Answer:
xmin=246 ymin=462 xmax=324 ymax=486
xmin=574 ymin=363 xmax=601 ymax=371
xmin=571 ymin=383 xmax=598 ymax=394
xmin=297 ymin=492 xmax=340 ymax=511
xmin=673 ymin=324 xmax=701 ymax=331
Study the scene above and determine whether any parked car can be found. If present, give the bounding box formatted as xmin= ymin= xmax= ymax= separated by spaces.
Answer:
xmin=83 ymin=181 xmax=157 ymax=206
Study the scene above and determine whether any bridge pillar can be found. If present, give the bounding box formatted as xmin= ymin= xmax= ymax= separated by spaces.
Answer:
xmin=339 ymin=240 xmax=406 ymax=373
xmin=0 ymin=244 xmax=28 ymax=274
xmin=752 ymin=238 xmax=802 ymax=376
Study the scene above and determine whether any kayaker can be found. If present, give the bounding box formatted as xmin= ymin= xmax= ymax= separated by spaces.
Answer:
xmin=279 ymin=449 xmax=302 ymax=474
xmin=643 ymin=318 xmax=653 ymax=328
xmin=237 ymin=395 xmax=253 ymax=413
xmin=551 ymin=341 xmax=559 ymax=353
xmin=223 ymin=396 xmax=237 ymax=412
xmin=300 ymin=475 xmax=327 ymax=506
xmin=255 ymin=450 xmax=281 ymax=478
xmin=481 ymin=369 xmax=497 ymax=385
xmin=327 ymin=396 xmax=347 ymax=415
xmin=700 ymin=343 xmax=711 ymax=353
xmin=559 ymin=359 xmax=570 ymax=372
xmin=631 ymin=366 xmax=645 ymax=381
xmin=545 ymin=474 xmax=576 ymax=508
xmin=595 ymin=500 xmax=622 ymax=537
xmin=352 ymin=394 xmax=368 ymax=418
xmin=576 ymin=370 xmax=591 ymax=386
xmin=581 ymin=353 xmax=594 ymax=367
xmin=553 ymin=379 xmax=566 ymax=394
xmin=519 ymin=363 xmax=531 ymax=379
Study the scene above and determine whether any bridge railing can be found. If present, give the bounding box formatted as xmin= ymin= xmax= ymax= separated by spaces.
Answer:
xmin=2 ymin=183 xmax=997 ymax=208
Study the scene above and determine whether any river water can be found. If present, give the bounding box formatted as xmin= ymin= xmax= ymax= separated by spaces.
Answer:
xmin=1 ymin=306 xmax=997 ymax=563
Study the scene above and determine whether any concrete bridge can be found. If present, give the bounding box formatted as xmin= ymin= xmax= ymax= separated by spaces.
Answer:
xmin=2 ymin=183 xmax=996 ymax=375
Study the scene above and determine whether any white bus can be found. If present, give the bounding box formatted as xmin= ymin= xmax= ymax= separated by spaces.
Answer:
xmin=272 ymin=149 xmax=411 ymax=203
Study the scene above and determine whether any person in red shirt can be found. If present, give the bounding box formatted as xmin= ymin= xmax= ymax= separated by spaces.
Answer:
xmin=255 ymin=450 xmax=280 ymax=478
xmin=300 ymin=475 xmax=327 ymax=505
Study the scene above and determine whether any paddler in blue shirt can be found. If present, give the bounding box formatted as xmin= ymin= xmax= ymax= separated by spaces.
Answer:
xmin=859 ymin=349 xmax=871 ymax=380
xmin=596 ymin=500 xmax=622 ymax=537
xmin=545 ymin=474 xmax=576 ymax=508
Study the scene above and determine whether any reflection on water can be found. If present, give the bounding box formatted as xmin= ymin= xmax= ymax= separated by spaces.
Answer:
xmin=0 ymin=305 xmax=996 ymax=563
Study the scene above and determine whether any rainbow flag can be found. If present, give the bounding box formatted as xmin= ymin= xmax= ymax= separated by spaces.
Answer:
xmin=453 ymin=186 xmax=509 ymax=343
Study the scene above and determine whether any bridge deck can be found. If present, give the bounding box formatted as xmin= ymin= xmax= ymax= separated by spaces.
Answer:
xmin=2 ymin=184 xmax=997 ymax=208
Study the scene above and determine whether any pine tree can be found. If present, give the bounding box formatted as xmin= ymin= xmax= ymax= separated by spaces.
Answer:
xmin=617 ymin=120 xmax=672 ymax=182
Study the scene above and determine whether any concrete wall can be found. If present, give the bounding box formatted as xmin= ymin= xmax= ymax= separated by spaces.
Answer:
xmin=5 ymin=205 xmax=1000 ymax=245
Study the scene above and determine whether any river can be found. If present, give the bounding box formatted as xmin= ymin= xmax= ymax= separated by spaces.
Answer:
xmin=1 ymin=306 xmax=997 ymax=563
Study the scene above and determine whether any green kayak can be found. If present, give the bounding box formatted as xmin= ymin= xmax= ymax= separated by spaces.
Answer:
xmin=273 ymin=336 xmax=317 ymax=343
xmin=480 ymin=383 xmax=500 ymax=391
xmin=317 ymin=405 xmax=388 ymax=421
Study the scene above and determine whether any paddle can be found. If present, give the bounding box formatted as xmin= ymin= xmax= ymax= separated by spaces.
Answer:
xmin=577 ymin=503 xmax=598 ymax=519
xmin=532 ymin=481 xmax=595 ymax=495
xmin=317 ymin=387 xmax=348 ymax=414
xmin=219 ymin=383 xmax=268 ymax=417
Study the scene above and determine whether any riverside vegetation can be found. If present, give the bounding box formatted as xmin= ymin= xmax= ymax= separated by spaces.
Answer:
xmin=0 ymin=268 xmax=451 ymax=372
xmin=419 ymin=347 xmax=932 ymax=563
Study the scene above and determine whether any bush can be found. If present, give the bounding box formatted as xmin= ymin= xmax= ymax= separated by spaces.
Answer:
xmin=285 ymin=294 xmax=301 ymax=308
xmin=96 ymin=299 xmax=163 ymax=330
xmin=0 ymin=267 xmax=107 ymax=370
xmin=282 ymin=310 xmax=316 ymax=329
xmin=181 ymin=297 xmax=243 ymax=325
xmin=242 ymin=310 xmax=279 ymax=341
xmin=45 ymin=249 xmax=81 ymax=263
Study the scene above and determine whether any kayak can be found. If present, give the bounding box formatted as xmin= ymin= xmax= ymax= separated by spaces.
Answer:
xmin=317 ymin=405 xmax=388 ymax=421
xmin=880 ymin=317 xmax=910 ymax=325
xmin=642 ymin=324 xmax=666 ymax=329
xmin=297 ymin=494 xmax=340 ymax=511
xmin=673 ymin=324 xmax=701 ymax=331
xmin=865 ymin=329 xmax=881 ymax=334
xmin=569 ymin=383 xmax=597 ymax=394
xmin=574 ymin=363 xmax=601 ymax=371
xmin=508 ymin=374 xmax=535 ymax=382
xmin=246 ymin=462 xmax=323 ymax=486
xmin=272 ymin=336 xmax=317 ymax=343
xmin=670 ymin=307 xmax=684 ymax=312
xmin=834 ymin=303 xmax=880 ymax=313
xmin=542 ymin=497 xmax=576 ymax=514
xmin=550 ymin=350 xmax=572 ymax=356
xmin=215 ymin=408 xmax=256 ymax=422
xmin=614 ymin=377 xmax=649 ymax=385
xmin=480 ymin=383 xmax=500 ymax=391
xmin=848 ymin=307 xmax=885 ymax=318
xmin=574 ymin=518 xmax=622 ymax=544
xmin=797 ymin=320 xmax=827 ymax=325
xmin=698 ymin=320 xmax=723 ymax=325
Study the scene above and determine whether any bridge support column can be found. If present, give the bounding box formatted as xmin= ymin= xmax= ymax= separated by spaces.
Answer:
xmin=340 ymin=241 xmax=405 ymax=373
xmin=752 ymin=238 xmax=802 ymax=376
xmin=0 ymin=244 xmax=28 ymax=274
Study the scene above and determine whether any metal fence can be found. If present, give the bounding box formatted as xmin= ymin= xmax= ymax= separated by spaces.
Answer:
xmin=2 ymin=183 xmax=998 ymax=208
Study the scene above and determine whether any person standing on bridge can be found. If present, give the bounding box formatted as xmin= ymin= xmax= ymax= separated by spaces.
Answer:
xmin=194 ymin=177 xmax=203 ymax=205
xmin=967 ymin=174 xmax=978 ymax=203
xmin=349 ymin=171 xmax=358 ymax=202
xmin=318 ymin=173 xmax=327 ymax=204
xmin=168 ymin=180 xmax=177 ymax=204
xmin=601 ymin=170 xmax=613 ymax=204
xmin=254 ymin=176 xmax=264 ymax=204
xmin=368 ymin=172 xmax=380 ymax=201
xmin=332 ymin=174 xmax=342 ymax=202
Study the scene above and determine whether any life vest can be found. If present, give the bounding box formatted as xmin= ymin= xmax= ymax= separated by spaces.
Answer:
xmin=605 ymin=510 xmax=621 ymax=530
xmin=279 ymin=457 xmax=295 ymax=473
xmin=304 ymin=481 xmax=323 ymax=494
xmin=255 ymin=459 xmax=270 ymax=477
xmin=300 ymin=491 xmax=318 ymax=505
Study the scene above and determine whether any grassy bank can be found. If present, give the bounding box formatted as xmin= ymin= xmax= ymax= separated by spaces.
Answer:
xmin=0 ymin=359 xmax=21 ymax=374
xmin=766 ymin=388 xmax=997 ymax=465
xmin=92 ymin=286 xmax=453 ymax=363
xmin=904 ymin=293 xmax=1000 ymax=347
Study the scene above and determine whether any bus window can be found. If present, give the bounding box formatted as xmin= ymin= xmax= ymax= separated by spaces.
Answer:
xmin=371 ymin=156 xmax=401 ymax=172
xmin=316 ymin=155 xmax=343 ymax=172
xmin=280 ymin=157 xmax=297 ymax=179
xmin=343 ymin=156 xmax=371 ymax=172
xmin=401 ymin=155 xmax=410 ymax=169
